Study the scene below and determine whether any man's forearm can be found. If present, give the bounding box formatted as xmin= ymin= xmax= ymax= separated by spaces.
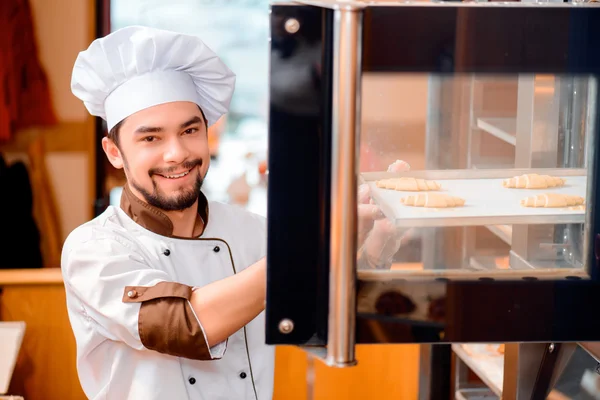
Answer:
xmin=190 ymin=257 xmax=266 ymax=347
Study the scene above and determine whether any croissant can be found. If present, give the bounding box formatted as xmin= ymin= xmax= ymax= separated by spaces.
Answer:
xmin=502 ymin=173 xmax=565 ymax=189
xmin=376 ymin=177 xmax=441 ymax=191
xmin=400 ymin=193 xmax=465 ymax=208
xmin=520 ymin=193 xmax=584 ymax=208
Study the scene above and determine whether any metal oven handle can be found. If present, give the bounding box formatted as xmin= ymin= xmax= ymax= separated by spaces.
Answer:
xmin=327 ymin=7 xmax=362 ymax=367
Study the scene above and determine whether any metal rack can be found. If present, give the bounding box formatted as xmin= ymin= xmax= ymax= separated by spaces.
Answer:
xmin=452 ymin=342 xmax=600 ymax=399
xmin=423 ymin=72 xmax=597 ymax=272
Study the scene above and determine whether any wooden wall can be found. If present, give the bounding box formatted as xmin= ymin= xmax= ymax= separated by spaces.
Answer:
xmin=0 ymin=270 xmax=85 ymax=399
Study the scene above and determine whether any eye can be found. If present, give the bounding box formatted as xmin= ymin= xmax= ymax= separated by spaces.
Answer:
xmin=142 ymin=136 xmax=156 ymax=142
xmin=183 ymin=128 xmax=198 ymax=135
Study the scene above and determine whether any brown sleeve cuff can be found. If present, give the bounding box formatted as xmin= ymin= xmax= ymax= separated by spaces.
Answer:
xmin=122 ymin=281 xmax=220 ymax=361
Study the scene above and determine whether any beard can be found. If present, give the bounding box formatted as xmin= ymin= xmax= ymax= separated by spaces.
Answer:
xmin=127 ymin=158 xmax=206 ymax=212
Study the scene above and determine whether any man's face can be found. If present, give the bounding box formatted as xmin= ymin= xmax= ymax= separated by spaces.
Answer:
xmin=102 ymin=101 xmax=210 ymax=211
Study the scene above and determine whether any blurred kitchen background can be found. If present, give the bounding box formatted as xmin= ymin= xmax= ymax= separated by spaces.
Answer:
xmin=104 ymin=0 xmax=281 ymax=217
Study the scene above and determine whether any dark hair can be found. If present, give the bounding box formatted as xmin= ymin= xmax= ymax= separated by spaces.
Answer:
xmin=106 ymin=106 xmax=208 ymax=149
xmin=107 ymin=119 xmax=124 ymax=148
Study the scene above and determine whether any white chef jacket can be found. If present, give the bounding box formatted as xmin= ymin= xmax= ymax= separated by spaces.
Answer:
xmin=61 ymin=187 xmax=275 ymax=400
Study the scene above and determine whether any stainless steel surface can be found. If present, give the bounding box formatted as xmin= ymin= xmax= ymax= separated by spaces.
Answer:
xmin=583 ymin=77 xmax=598 ymax=277
xmin=327 ymin=7 xmax=361 ymax=368
xmin=278 ymin=318 xmax=295 ymax=334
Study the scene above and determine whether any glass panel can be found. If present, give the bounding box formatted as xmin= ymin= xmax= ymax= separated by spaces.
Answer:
xmin=356 ymin=72 xmax=596 ymax=280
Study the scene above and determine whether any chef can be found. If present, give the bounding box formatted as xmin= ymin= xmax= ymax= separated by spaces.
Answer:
xmin=63 ymin=23 xmax=408 ymax=400
xmin=62 ymin=26 xmax=274 ymax=400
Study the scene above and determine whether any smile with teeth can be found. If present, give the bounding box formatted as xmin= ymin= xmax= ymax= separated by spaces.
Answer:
xmin=159 ymin=168 xmax=192 ymax=179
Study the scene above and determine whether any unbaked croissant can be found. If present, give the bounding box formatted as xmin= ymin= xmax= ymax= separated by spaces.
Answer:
xmin=376 ymin=177 xmax=441 ymax=191
xmin=502 ymin=173 xmax=565 ymax=189
xmin=520 ymin=193 xmax=584 ymax=208
xmin=400 ymin=193 xmax=465 ymax=208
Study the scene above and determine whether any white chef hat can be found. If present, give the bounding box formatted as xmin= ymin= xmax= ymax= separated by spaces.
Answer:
xmin=71 ymin=25 xmax=236 ymax=131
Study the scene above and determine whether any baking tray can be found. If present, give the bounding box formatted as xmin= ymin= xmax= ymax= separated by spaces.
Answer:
xmin=361 ymin=168 xmax=588 ymax=228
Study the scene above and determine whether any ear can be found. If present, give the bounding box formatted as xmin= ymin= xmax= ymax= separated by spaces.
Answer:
xmin=102 ymin=137 xmax=124 ymax=169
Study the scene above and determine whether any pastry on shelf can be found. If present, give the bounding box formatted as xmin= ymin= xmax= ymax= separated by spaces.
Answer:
xmin=502 ymin=173 xmax=565 ymax=189
xmin=400 ymin=193 xmax=465 ymax=208
xmin=520 ymin=193 xmax=584 ymax=208
xmin=376 ymin=177 xmax=441 ymax=191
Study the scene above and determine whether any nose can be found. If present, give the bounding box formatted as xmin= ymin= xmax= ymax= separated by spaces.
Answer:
xmin=163 ymin=136 xmax=190 ymax=164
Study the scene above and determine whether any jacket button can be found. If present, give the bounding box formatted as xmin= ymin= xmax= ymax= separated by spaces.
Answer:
xmin=163 ymin=249 xmax=170 ymax=256
xmin=239 ymin=372 xmax=247 ymax=379
xmin=127 ymin=290 xmax=137 ymax=299
xmin=213 ymin=246 xmax=220 ymax=253
xmin=188 ymin=377 xmax=196 ymax=385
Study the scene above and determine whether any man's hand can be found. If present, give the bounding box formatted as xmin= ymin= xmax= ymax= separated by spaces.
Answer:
xmin=357 ymin=160 xmax=414 ymax=270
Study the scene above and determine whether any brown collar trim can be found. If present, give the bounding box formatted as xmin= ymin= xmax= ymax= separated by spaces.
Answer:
xmin=120 ymin=184 xmax=210 ymax=238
